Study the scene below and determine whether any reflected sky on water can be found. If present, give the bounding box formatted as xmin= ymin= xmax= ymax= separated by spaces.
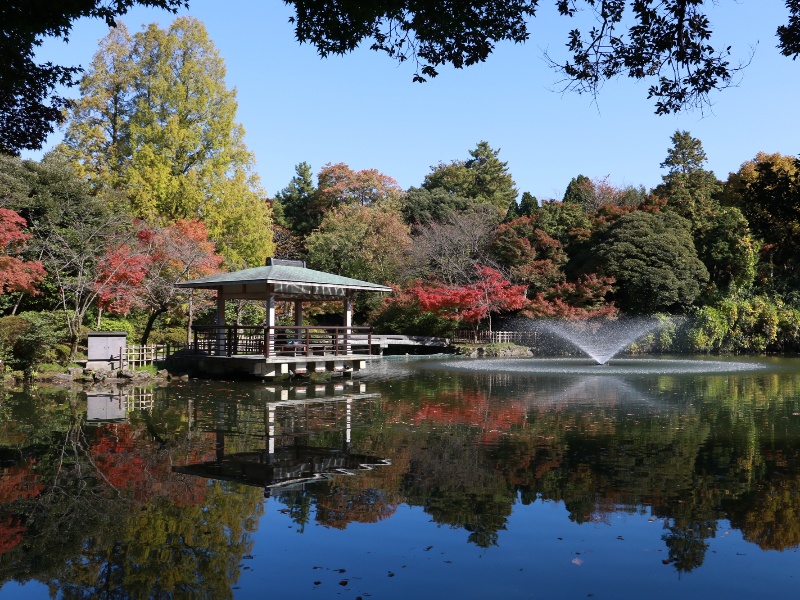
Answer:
xmin=1 ymin=355 xmax=800 ymax=598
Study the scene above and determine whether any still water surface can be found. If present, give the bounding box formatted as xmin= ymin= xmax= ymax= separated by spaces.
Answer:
xmin=1 ymin=355 xmax=799 ymax=598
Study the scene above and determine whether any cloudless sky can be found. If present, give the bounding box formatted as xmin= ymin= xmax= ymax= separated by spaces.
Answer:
xmin=23 ymin=1 xmax=800 ymax=201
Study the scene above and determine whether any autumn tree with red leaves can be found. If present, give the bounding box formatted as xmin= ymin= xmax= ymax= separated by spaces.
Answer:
xmin=522 ymin=274 xmax=617 ymax=320
xmin=0 ymin=208 xmax=45 ymax=300
xmin=411 ymin=266 xmax=526 ymax=337
xmin=315 ymin=162 xmax=405 ymax=210
xmin=96 ymin=219 xmax=223 ymax=344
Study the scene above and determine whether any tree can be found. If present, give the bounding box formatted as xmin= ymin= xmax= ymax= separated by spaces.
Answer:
xmin=401 ymin=187 xmax=479 ymax=225
xmin=489 ymin=216 xmax=567 ymax=294
xmin=287 ymin=0 xmax=786 ymax=113
xmin=0 ymin=208 xmax=45 ymax=298
xmin=562 ymin=174 xmax=595 ymax=207
xmin=411 ymin=266 xmax=527 ymax=335
xmin=408 ymin=204 xmax=499 ymax=286
xmin=522 ymin=274 xmax=617 ymax=320
xmin=518 ymin=191 xmax=539 ymax=217
xmin=59 ymin=23 xmax=135 ymax=192
xmin=370 ymin=285 xmax=458 ymax=337
xmin=306 ymin=202 xmax=411 ymax=286
xmin=654 ymin=131 xmax=757 ymax=297
xmin=273 ymin=161 xmax=318 ymax=237
xmin=419 ymin=141 xmax=517 ymax=216
xmin=96 ymin=219 xmax=223 ymax=344
xmin=60 ymin=17 xmax=273 ymax=267
xmin=534 ymin=199 xmax=592 ymax=246
xmin=595 ymin=211 xmax=709 ymax=313
xmin=721 ymin=152 xmax=800 ymax=288
xmin=315 ymin=162 xmax=405 ymax=209
xmin=6 ymin=2 xmax=800 ymax=152
xmin=692 ymin=205 xmax=759 ymax=296
xmin=0 ymin=153 xmax=129 ymax=357
xmin=655 ymin=131 xmax=720 ymax=223
xmin=0 ymin=0 xmax=186 ymax=153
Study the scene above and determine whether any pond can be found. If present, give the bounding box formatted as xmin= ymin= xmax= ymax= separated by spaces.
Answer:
xmin=1 ymin=355 xmax=799 ymax=598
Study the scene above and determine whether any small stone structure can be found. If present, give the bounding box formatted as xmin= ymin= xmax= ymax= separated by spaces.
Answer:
xmin=86 ymin=331 xmax=127 ymax=370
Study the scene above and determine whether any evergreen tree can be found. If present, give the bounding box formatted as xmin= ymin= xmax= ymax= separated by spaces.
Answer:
xmin=562 ymin=174 xmax=595 ymax=207
xmin=596 ymin=211 xmax=709 ymax=313
xmin=504 ymin=196 xmax=519 ymax=221
xmin=418 ymin=141 xmax=518 ymax=218
xmin=518 ymin=191 xmax=539 ymax=217
xmin=273 ymin=162 xmax=317 ymax=237
xmin=655 ymin=130 xmax=720 ymax=222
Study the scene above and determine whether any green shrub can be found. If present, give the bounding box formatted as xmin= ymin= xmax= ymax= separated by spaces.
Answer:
xmin=97 ymin=316 xmax=136 ymax=339
xmin=687 ymin=295 xmax=796 ymax=353
xmin=371 ymin=300 xmax=456 ymax=338
xmin=0 ymin=312 xmax=62 ymax=377
xmin=148 ymin=326 xmax=188 ymax=346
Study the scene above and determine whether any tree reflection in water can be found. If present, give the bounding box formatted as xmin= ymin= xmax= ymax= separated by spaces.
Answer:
xmin=0 ymin=361 xmax=799 ymax=596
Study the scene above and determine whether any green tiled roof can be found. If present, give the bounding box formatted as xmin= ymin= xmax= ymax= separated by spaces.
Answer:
xmin=176 ymin=263 xmax=392 ymax=293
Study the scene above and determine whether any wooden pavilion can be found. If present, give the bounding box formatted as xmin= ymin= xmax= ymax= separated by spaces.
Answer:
xmin=174 ymin=258 xmax=392 ymax=377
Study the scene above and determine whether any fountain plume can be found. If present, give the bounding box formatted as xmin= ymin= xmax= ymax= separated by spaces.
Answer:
xmin=538 ymin=317 xmax=662 ymax=365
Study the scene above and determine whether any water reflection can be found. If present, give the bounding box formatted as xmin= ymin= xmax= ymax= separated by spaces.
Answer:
xmin=0 ymin=359 xmax=799 ymax=597
xmin=174 ymin=385 xmax=390 ymax=495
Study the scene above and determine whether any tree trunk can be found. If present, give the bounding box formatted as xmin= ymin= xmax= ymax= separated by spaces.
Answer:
xmin=141 ymin=306 xmax=167 ymax=345
xmin=10 ymin=292 xmax=23 ymax=315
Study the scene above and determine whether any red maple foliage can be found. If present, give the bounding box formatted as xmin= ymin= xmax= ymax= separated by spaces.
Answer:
xmin=0 ymin=208 xmax=45 ymax=295
xmin=408 ymin=390 xmax=528 ymax=444
xmin=410 ymin=266 xmax=527 ymax=331
xmin=0 ymin=459 xmax=45 ymax=504
xmin=0 ymin=458 xmax=46 ymax=556
xmin=90 ymin=423 xmax=213 ymax=506
xmin=522 ymin=273 xmax=617 ymax=320
xmin=95 ymin=219 xmax=222 ymax=315
xmin=0 ymin=516 xmax=26 ymax=555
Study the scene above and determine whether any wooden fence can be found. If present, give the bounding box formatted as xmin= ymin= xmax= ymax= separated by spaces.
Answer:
xmin=122 ymin=344 xmax=171 ymax=369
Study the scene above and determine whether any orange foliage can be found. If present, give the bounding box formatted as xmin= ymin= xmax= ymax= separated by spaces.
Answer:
xmin=90 ymin=424 xmax=214 ymax=506
xmin=0 ymin=458 xmax=45 ymax=503
xmin=0 ymin=516 xmax=26 ymax=555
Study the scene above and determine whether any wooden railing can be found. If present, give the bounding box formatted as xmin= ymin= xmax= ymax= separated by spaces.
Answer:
xmin=453 ymin=329 xmax=538 ymax=345
xmin=190 ymin=325 xmax=375 ymax=358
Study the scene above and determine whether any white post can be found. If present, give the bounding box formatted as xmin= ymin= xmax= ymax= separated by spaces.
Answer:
xmin=267 ymin=404 xmax=275 ymax=460
xmin=266 ymin=285 xmax=276 ymax=356
xmin=343 ymin=296 xmax=352 ymax=355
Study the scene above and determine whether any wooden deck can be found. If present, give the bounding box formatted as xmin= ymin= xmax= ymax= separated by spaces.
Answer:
xmin=172 ymin=325 xmax=380 ymax=377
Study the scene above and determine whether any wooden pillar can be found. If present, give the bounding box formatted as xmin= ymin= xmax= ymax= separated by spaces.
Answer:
xmin=216 ymin=292 xmax=226 ymax=355
xmin=294 ymin=301 xmax=303 ymax=326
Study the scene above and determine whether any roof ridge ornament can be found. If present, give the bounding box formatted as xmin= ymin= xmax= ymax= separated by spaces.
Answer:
xmin=266 ymin=257 xmax=306 ymax=268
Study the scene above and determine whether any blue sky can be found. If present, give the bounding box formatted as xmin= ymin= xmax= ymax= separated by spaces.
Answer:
xmin=24 ymin=1 xmax=799 ymax=201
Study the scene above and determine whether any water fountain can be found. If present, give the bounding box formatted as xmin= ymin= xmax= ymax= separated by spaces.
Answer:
xmin=421 ymin=316 xmax=768 ymax=376
xmin=537 ymin=316 xmax=661 ymax=365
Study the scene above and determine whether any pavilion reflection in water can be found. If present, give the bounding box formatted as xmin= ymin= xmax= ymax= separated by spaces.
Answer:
xmin=173 ymin=382 xmax=390 ymax=496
